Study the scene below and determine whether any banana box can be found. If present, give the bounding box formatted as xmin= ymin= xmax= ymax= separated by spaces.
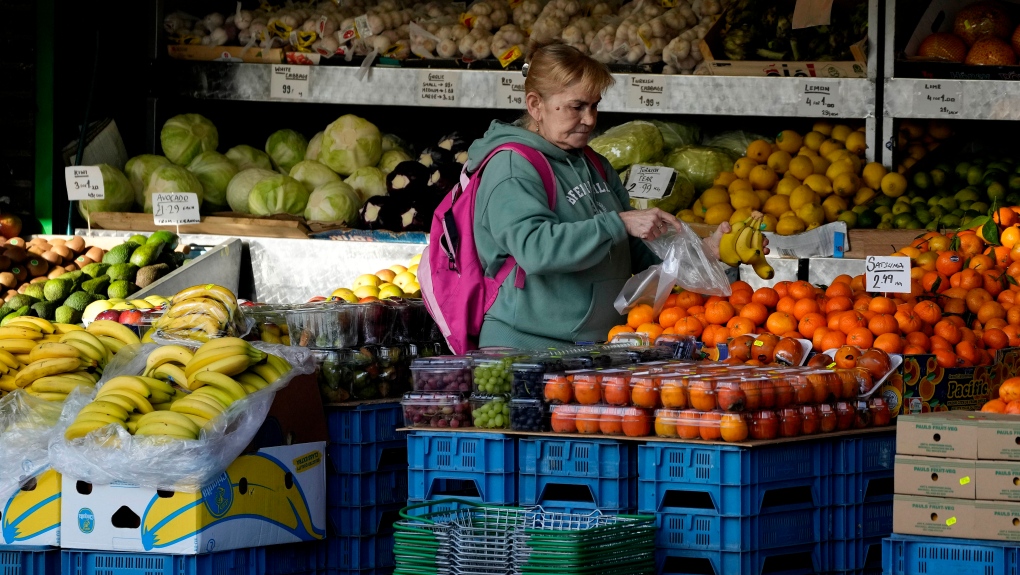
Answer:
xmin=1 ymin=468 xmax=61 ymax=547
xmin=60 ymin=442 xmax=326 ymax=554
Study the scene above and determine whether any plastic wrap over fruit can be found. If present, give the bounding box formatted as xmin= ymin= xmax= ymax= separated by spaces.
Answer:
xmin=48 ymin=342 xmax=315 ymax=493
xmin=0 ymin=390 xmax=64 ymax=502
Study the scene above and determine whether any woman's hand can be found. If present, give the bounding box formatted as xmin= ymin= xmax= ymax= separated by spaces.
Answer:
xmin=619 ymin=208 xmax=683 ymax=241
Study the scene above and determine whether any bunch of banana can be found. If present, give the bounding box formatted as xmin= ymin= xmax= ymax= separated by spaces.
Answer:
xmin=64 ymin=375 xmax=181 ymax=440
xmin=59 ymin=330 xmax=110 ymax=370
xmin=154 ymin=285 xmax=240 ymax=343
xmin=182 ymin=337 xmax=267 ymax=391
xmin=0 ymin=350 xmax=24 ymax=394
xmin=143 ymin=344 xmax=194 ymax=387
xmin=718 ymin=215 xmax=775 ymax=281
xmin=20 ymin=343 xmax=100 ymax=402
xmin=85 ymin=320 xmax=142 ymax=357
xmin=258 ymin=323 xmax=291 ymax=346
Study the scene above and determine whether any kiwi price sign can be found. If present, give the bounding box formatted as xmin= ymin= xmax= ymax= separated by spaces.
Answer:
xmin=866 ymin=255 xmax=910 ymax=293
xmin=64 ymin=166 xmax=105 ymax=201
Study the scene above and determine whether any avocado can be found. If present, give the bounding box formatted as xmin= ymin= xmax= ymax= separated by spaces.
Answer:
xmin=155 ymin=251 xmax=177 ymax=269
xmin=82 ymin=275 xmax=111 ymax=295
xmin=91 ymin=294 xmax=107 ymax=301
xmin=22 ymin=283 xmax=45 ymax=301
xmin=81 ymin=263 xmax=111 ymax=279
xmin=58 ymin=271 xmax=85 ymax=291
xmin=54 ymin=305 xmax=82 ymax=325
xmin=64 ymin=291 xmax=95 ymax=312
xmin=6 ymin=294 xmax=38 ymax=310
xmin=0 ymin=306 xmax=30 ymax=326
xmin=43 ymin=278 xmax=72 ymax=302
xmin=31 ymin=301 xmax=60 ymax=320
xmin=136 ymin=264 xmax=170 ymax=288
xmin=107 ymin=280 xmax=137 ymax=300
xmin=107 ymin=263 xmax=139 ymax=282
xmin=148 ymin=231 xmax=179 ymax=250
xmin=102 ymin=244 xmax=133 ymax=265
xmin=129 ymin=234 xmax=149 ymax=245
xmin=129 ymin=242 xmax=164 ymax=268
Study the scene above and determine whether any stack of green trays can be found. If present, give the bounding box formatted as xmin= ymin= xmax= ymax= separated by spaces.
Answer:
xmin=513 ymin=510 xmax=656 ymax=575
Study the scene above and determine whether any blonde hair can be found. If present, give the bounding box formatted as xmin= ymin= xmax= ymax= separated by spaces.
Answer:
xmin=524 ymin=41 xmax=615 ymax=101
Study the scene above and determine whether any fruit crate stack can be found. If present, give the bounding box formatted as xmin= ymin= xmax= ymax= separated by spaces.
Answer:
xmin=884 ymin=412 xmax=1020 ymax=575
xmin=61 ymin=548 xmax=266 ymax=575
xmin=406 ymin=431 xmax=518 ymax=505
xmin=518 ymin=437 xmax=638 ymax=514
xmin=0 ymin=546 xmax=60 ymax=575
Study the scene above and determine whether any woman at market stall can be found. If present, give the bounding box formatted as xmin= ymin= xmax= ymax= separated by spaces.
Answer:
xmin=468 ymin=41 xmax=756 ymax=349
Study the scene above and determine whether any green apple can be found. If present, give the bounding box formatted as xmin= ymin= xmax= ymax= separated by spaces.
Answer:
xmin=378 ymin=284 xmax=405 ymax=300
xmin=330 ymin=288 xmax=358 ymax=303
xmin=352 ymin=274 xmax=381 ymax=288
xmin=353 ymin=285 xmax=380 ymax=299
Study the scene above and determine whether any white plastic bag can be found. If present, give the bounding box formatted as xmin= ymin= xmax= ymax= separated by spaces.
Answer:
xmin=0 ymin=390 xmax=64 ymax=502
xmin=614 ymin=222 xmax=731 ymax=315
xmin=48 ymin=342 xmax=315 ymax=493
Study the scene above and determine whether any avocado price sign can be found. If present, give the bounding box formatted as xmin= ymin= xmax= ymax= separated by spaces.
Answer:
xmin=153 ymin=193 xmax=201 ymax=226
xmin=866 ymin=256 xmax=910 ymax=293
xmin=64 ymin=166 xmax=105 ymax=201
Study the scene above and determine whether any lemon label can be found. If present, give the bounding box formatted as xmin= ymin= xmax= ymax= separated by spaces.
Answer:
xmin=754 ymin=340 xmax=764 ymax=347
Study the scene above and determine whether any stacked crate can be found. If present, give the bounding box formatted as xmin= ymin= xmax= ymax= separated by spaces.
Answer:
xmin=0 ymin=546 xmax=60 ymax=575
xmin=406 ymin=431 xmax=517 ymax=505
xmin=517 ymin=437 xmax=638 ymax=514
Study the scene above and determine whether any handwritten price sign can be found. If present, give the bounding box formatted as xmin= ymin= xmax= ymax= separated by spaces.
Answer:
xmin=625 ymin=165 xmax=676 ymax=200
xmin=866 ymin=256 xmax=911 ymax=293
xmin=64 ymin=166 xmax=105 ymax=201
xmin=270 ymin=65 xmax=310 ymax=100
xmin=153 ymin=192 xmax=201 ymax=226
xmin=626 ymin=76 xmax=666 ymax=110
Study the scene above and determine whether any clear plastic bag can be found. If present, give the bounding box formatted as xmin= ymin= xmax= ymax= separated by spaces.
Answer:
xmin=152 ymin=284 xmax=251 ymax=344
xmin=0 ymin=390 xmax=64 ymax=502
xmin=47 ymin=342 xmax=316 ymax=493
xmin=615 ymin=222 xmax=731 ymax=315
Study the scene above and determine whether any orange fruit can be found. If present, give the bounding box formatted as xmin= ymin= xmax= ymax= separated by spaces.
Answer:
xmin=793 ymin=298 xmax=820 ymax=321
xmin=936 ymin=251 xmax=964 ymax=276
xmin=914 ymin=301 xmax=943 ymax=325
xmin=766 ymin=312 xmax=798 ymax=336
xmin=740 ymin=302 xmax=769 ymax=326
xmin=956 ymin=341 xmax=980 ymax=366
xmin=906 ymin=331 xmax=930 ymax=351
xmin=728 ymin=317 xmax=757 ymax=337
xmin=705 ymin=301 xmax=736 ymax=325
xmin=868 ymin=297 xmax=897 ymax=315
xmin=675 ymin=291 xmax=704 ymax=310
xmin=838 ymin=312 xmax=868 ymax=335
xmin=820 ymin=330 xmax=847 ymax=350
xmin=777 ymin=297 xmax=798 ymax=315
xmin=978 ymin=301 xmax=1007 ymax=324
xmin=958 ymin=233 xmax=984 ymax=257
xmin=658 ymin=307 xmax=687 ymax=328
xmin=774 ymin=281 xmax=791 ymax=298
xmin=846 ymin=327 xmax=874 ymax=348
xmin=607 ymin=325 xmax=635 ymax=341
xmin=968 ymin=254 xmax=996 ymax=272
xmin=687 ymin=305 xmax=706 ymax=316
xmin=798 ymin=313 xmax=827 ymax=339
xmin=934 ymin=348 xmax=958 ymax=368
xmin=674 ymin=317 xmax=705 ymax=338
xmin=1009 ymin=306 xmax=1020 ymax=326
xmin=731 ymin=281 xmax=754 ymax=294
xmin=934 ymin=320 xmax=962 ymax=345
xmin=922 ymin=272 xmax=950 ymax=294
xmin=825 ymin=282 xmax=853 ymax=298
xmin=985 ymin=318 xmax=1008 ymax=330
xmin=1006 ymin=325 xmax=1020 ymax=347
xmin=850 ymin=275 xmax=866 ymax=294
xmin=874 ymin=333 xmax=904 ymax=354
xmin=636 ymin=323 xmax=664 ymax=341
xmin=1005 ymin=226 xmax=1020 ymax=250
xmin=869 ymin=313 xmax=899 ymax=336
xmin=995 ymin=207 xmax=1019 ymax=227
xmin=720 ymin=413 xmax=749 ymax=442
xmin=627 ymin=304 xmax=655 ymax=328
xmin=699 ymin=411 xmax=724 ymax=441
xmin=622 ymin=409 xmax=652 ymax=437
xmin=966 ymin=288 xmax=994 ymax=313
xmin=988 ymin=246 xmax=1012 ymax=269
xmin=752 ymin=287 xmax=780 ymax=309
xmin=832 ymin=274 xmax=853 ymax=286
xmin=812 ymin=326 xmax=832 ymax=351
xmin=984 ymin=328 xmax=1009 ymax=350
xmin=730 ymin=290 xmax=752 ymax=307
xmin=982 ymin=398 xmax=1008 ymax=413
xmin=895 ymin=310 xmax=924 ymax=334
xmin=854 ymin=296 xmax=873 ymax=314
xmin=825 ymin=296 xmax=853 ymax=314
xmin=942 ymin=297 xmax=967 ymax=316
xmin=789 ymin=281 xmax=816 ymax=300
xmin=903 ymin=344 xmax=927 ymax=355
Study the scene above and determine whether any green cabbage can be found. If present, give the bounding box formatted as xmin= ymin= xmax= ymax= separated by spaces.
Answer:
xmin=187 ymin=151 xmax=237 ymax=208
xmin=662 ymin=146 xmax=736 ymax=191
xmin=248 ymin=174 xmax=309 ymax=216
xmin=124 ymin=155 xmax=170 ymax=207
xmin=628 ymin=169 xmax=696 ymax=214
xmin=381 ymin=133 xmax=408 ymax=153
xmin=226 ymin=168 xmax=277 ymax=213
xmin=304 ymin=181 xmax=362 ymax=224
xmin=265 ymin=129 xmax=308 ymax=175
xmin=289 ymin=160 xmax=341 ymax=193
xmin=589 ymin=121 xmax=664 ymax=171
xmin=160 ymin=114 xmax=218 ymax=165
xmin=344 ymin=166 xmax=387 ymax=201
xmin=305 ymin=131 xmax=324 ymax=161
xmin=378 ymin=149 xmax=413 ymax=174
xmin=226 ymin=145 xmax=273 ymax=171
xmin=144 ymin=164 xmax=204 ymax=213
xmin=318 ymin=114 xmax=382 ymax=176
xmin=78 ymin=164 xmax=134 ymax=219
xmin=703 ymin=131 xmax=773 ymax=158
xmin=650 ymin=120 xmax=701 ymax=150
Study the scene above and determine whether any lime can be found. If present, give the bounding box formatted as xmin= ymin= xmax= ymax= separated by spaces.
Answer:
xmin=942 ymin=214 xmax=961 ymax=228
xmin=967 ymin=166 xmax=984 ymax=186
xmin=916 ymin=209 xmax=932 ymax=225
xmin=970 ymin=201 xmax=989 ymax=214
xmin=857 ymin=210 xmax=877 ymax=228
xmin=955 ymin=162 xmax=972 ymax=182
xmin=929 ymin=205 xmax=945 ymax=217
xmin=913 ymin=172 xmax=931 ymax=190
xmin=989 ymin=182 xmax=1007 ymax=201
xmin=930 ymin=169 xmax=947 ymax=188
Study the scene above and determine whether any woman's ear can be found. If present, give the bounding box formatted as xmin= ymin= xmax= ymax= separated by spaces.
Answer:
xmin=525 ymin=92 xmax=543 ymax=124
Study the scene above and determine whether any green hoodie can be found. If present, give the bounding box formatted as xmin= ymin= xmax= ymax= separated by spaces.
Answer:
xmin=469 ymin=120 xmax=658 ymax=350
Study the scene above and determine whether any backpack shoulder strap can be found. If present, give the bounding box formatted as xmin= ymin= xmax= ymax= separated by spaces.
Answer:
xmin=583 ymin=146 xmax=608 ymax=180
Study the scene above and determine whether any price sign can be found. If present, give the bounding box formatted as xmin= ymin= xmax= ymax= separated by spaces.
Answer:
xmin=354 ymin=14 xmax=374 ymax=38
xmin=64 ymin=166 xmax=105 ymax=201
xmin=418 ymin=70 xmax=460 ymax=106
xmin=495 ymin=72 xmax=525 ymax=109
xmin=797 ymin=81 xmax=842 ymax=117
xmin=914 ymin=82 xmax=963 ymax=117
xmin=153 ymin=192 xmax=201 ymax=226
xmin=866 ymin=256 xmax=911 ymax=293
xmin=270 ymin=65 xmax=310 ymax=100
xmin=626 ymin=76 xmax=666 ymax=110
xmin=625 ymin=165 xmax=676 ymax=200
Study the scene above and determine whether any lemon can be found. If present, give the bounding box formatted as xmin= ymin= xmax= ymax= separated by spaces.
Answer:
xmin=776 ymin=176 xmax=802 ymax=196
xmin=803 ymin=131 xmax=826 ymax=151
xmin=846 ymin=131 xmax=867 ymax=156
xmin=691 ymin=199 xmax=704 ymax=215
xmin=803 ymin=174 xmax=834 ymax=196
xmin=901 ymin=157 xmax=917 ymax=170
xmin=775 ymin=130 xmax=803 ymax=154
xmin=807 ymin=221 xmax=822 ymax=231
xmin=812 ymin=121 xmax=834 ymax=136
xmin=729 ymin=188 xmax=761 ymax=211
xmin=761 ymin=214 xmax=778 ymax=232
xmin=819 ymin=138 xmax=845 ymax=157
xmin=862 ymin=162 xmax=887 ymax=189
xmin=853 ymin=186 xmax=878 ymax=206
xmin=798 ymin=146 xmax=818 ymax=157
xmin=746 ymin=140 xmax=774 ymax=163
xmin=749 ymin=165 xmax=779 ymax=190
xmin=832 ymin=172 xmax=861 ymax=198
xmin=700 ymin=186 xmax=731 ymax=208
xmin=733 ymin=157 xmax=758 ymax=179
xmin=907 ymin=144 xmax=927 ymax=160
xmin=837 ymin=210 xmax=858 ymax=228
xmin=810 ymin=155 xmax=831 ymax=175
xmin=754 ymin=189 xmax=773 ymax=205
xmin=764 ymin=194 xmax=791 ymax=217
xmin=789 ymin=186 xmax=819 ymax=211
xmin=796 ymin=202 xmax=826 ymax=226
xmin=830 ymin=124 xmax=853 ymax=142
xmin=822 ymin=196 xmax=848 ymax=222
xmin=703 ymin=203 xmax=735 ymax=225
xmin=880 ymin=172 xmax=908 ymax=198
xmin=787 ymin=156 xmax=814 ymax=181
xmin=730 ymin=206 xmax=754 ymax=225
xmin=766 ymin=151 xmax=792 ymax=175
xmin=777 ymin=215 xmax=807 ymax=236
xmin=713 ymin=171 xmax=738 ymax=188
xmin=825 ymin=159 xmax=856 ymax=182
xmin=874 ymin=205 xmax=891 ymax=216
xmin=678 ymin=210 xmax=703 ymax=223
xmin=728 ymin=178 xmax=753 ymax=196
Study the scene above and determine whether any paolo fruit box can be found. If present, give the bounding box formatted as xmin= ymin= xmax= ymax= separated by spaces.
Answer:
xmin=60 ymin=442 xmax=326 ymax=554
xmin=896 ymin=412 xmax=982 ymax=459
xmin=1 ymin=468 xmax=61 ymax=547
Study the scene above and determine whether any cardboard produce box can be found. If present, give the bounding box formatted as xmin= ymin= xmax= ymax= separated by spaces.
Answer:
xmin=890 ymin=354 xmax=986 ymax=416
xmin=1 ymin=468 xmax=61 ymax=547
xmin=894 ymin=456 xmax=976 ymax=499
xmin=896 ymin=412 xmax=982 ymax=458
xmin=975 ymin=461 xmax=1020 ymax=502
xmin=893 ymin=494 xmax=974 ymax=537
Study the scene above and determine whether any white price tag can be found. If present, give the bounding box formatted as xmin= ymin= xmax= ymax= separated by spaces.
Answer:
xmin=625 ymin=165 xmax=676 ymax=200
xmin=866 ymin=256 xmax=911 ymax=293
xmin=152 ymin=192 xmax=201 ymax=226
xmin=915 ymin=82 xmax=963 ymax=117
xmin=797 ymin=81 xmax=842 ymax=117
xmin=418 ymin=70 xmax=460 ymax=106
xmin=495 ymin=73 xmax=525 ymax=109
xmin=64 ymin=166 xmax=105 ymax=201
xmin=354 ymin=14 xmax=374 ymax=38
xmin=626 ymin=76 xmax=666 ymax=110
xmin=270 ymin=65 xmax=310 ymax=100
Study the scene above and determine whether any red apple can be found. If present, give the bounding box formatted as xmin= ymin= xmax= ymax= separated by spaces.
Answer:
xmin=307 ymin=296 xmax=327 ymax=303
xmin=118 ymin=310 xmax=143 ymax=325
xmin=95 ymin=310 xmax=121 ymax=322
xmin=0 ymin=215 xmax=22 ymax=239
xmin=358 ymin=296 xmax=380 ymax=303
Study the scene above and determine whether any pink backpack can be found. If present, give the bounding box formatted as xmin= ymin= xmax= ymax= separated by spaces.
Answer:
xmin=418 ymin=143 xmax=605 ymax=354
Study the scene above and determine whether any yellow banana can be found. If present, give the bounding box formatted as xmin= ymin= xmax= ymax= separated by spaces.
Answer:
xmin=0 ymin=326 xmax=44 ymax=340
xmin=54 ymin=323 xmax=85 ymax=334
xmin=184 ymin=347 xmax=254 ymax=379
xmin=29 ymin=342 xmax=81 ymax=363
xmin=61 ymin=339 xmax=106 ymax=364
xmin=170 ymin=396 xmax=224 ymax=420
xmin=751 ymin=253 xmax=775 ymax=280
xmin=0 ymin=375 xmax=16 ymax=392
xmin=41 ymin=335 xmax=64 ymax=344
xmin=87 ymin=396 xmax=133 ymax=417
xmin=96 ymin=336 xmax=127 ymax=356
xmin=98 ymin=376 xmax=152 ymax=399
xmin=15 ymin=357 xmax=82 ymax=388
xmin=141 ymin=326 xmax=156 ymax=344
xmin=191 ymin=386 xmax=233 ymax=408
xmin=165 ymin=298 xmax=231 ymax=323
xmin=87 ymin=320 xmax=141 ymax=346
xmin=236 ymin=371 xmax=270 ymax=390
xmin=7 ymin=317 xmax=54 ymax=334
xmin=734 ymin=217 xmax=761 ymax=264
xmin=103 ymin=389 xmax=153 ymax=414
xmin=152 ymin=402 xmax=174 ymax=411
xmin=144 ymin=345 xmax=194 ymax=373
xmin=171 ymin=285 xmax=238 ymax=313
xmin=151 ymin=364 xmax=188 ymax=387
xmin=126 ymin=421 xmax=138 ymax=433
xmin=137 ymin=411 xmax=201 ymax=435
xmin=135 ymin=375 xmax=175 ymax=396
xmin=23 ymin=388 xmax=67 ymax=401
xmin=63 ymin=371 xmax=99 ymax=384
xmin=65 ymin=419 xmax=122 ymax=440
xmin=0 ymin=349 xmax=20 ymax=370
xmin=180 ymin=413 xmax=210 ymax=429
xmin=29 ymin=376 xmax=93 ymax=395
xmin=252 ymin=363 xmax=282 ymax=384
xmin=158 ymin=313 xmax=221 ymax=334
xmin=718 ymin=221 xmax=744 ymax=267
xmin=189 ymin=354 xmax=250 ymax=380
xmin=135 ymin=421 xmax=198 ymax=440
xmin=161 ymin=328 xmax=211 ymax=343
xmin=265 ymin=354 xmax=291 ymax=378
xmin=74 ymin=412 xmax=125 ymax=427
xmin=189 ymin=371 xmax=246 ymax=401
xmin=0 ymin=339 xmax=43 ymax=355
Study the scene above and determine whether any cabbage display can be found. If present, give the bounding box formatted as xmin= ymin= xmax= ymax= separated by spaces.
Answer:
xmin=318 ymin=115 xmax=382 ymax=176
xmin=78 ymin=164 xmax=133 ymax=219
xmin=226 ymin=145 xmax=273 ymax=171
xmin=187 ymin=151 xmax=237 ymax=208
xmin=160 ymin=114 xmax=218 ymax=166
xmin=124 ymin=155 xmax=170 ymax=207
xmin=662 ymin=146 xmax=736 ymax=191
xmin=703 ymin=131 xmax=773 ymax=159
xmin=226 ymin=168 xmax=277 ymax=214
xmin=248 ymin=174 xmax=310 ymax=216
xmin=289 ymin=160 xmax=341 ymax=193
xmin=305 ymin=132 xmax=324 ymax=161
xmin=377 ymin=149 xmax=413 ymax=174
xmin=304 ymin=181 xmax=362 ymax=224
xmin=144 ymin=165 xmax=204 ymax=213
xmin=265 ymin=129 xmax=308 ymax=175
xmin=589 ymin=121 xmax=664 ymax=171
xmin=344 ymin=167 xmax=387 ymax=202
xmin=650 ymin=120 xmax=701 ymax=151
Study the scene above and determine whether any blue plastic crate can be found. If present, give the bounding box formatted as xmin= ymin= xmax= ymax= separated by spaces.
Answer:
xmin=656 ymin=543 xmax=822 ymax=575
xmin=327 ymin=403 xmax=405 ymax=444
xmin=328 ymin=440 xmax=408 ymax=475
xmin=61 ymin=548 xmax=265 ymax=575
xmin=325 ymin=569 xmax=393 ymax=575
xmin=407 ymin=432 xmax=516 ymax=474
xmin=328 ymin=502 xmax=404 ymax=537
xmin=408 ymin=467 xmax=516 ymax=504
xmin=266 ymin=541 xmax=327 ymax=575
xmin=656 ymin=507 xmax=824 ymax=552
xmin=824 ymin=536 xmax=884 ymax=572
xmin=518 ymin=437 xmax=638 ymax=479
xmin=830 ymin=432 xmax=895 ymax=475
xmin=326 ymin=536 xmax=394 ymax=570
xmin=518 ymin=472 xmax=636 ymax=511
xmin=0 ymin=546 xmax=60 ymax=575
xmin=638 ymin=440 xmax=827 ymax=486
xmin=883 ymin=533 xmax=1020 ymax=575
xmin=828 ymin=501 xmax=893 ymax=540
xmin=828 ymin=470 xmax=894 ymax=506
xmin=638 ymin=473 xmax=826 ymax=516
xmin=328 ymin=470 xmax=408 ymax=506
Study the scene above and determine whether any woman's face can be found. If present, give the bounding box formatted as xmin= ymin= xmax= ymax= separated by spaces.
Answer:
xmin=527 ymin=83 xmax=600 ymax=151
